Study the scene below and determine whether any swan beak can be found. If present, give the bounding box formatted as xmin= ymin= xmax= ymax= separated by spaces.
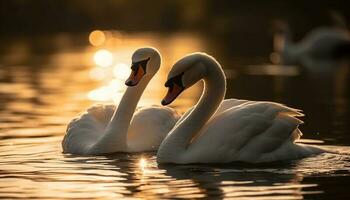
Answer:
xmin=161 ymin=83 xmax=184 ymax=105
xmin=125 ymin=65 xmax=145 ymax=86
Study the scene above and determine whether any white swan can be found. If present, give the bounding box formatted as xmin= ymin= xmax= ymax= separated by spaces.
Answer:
xmin=62 ymin=47 xmax=180 ymax=155
xmin=273 ymin=19 xmax=350 ymax=66
xmin=157 ymin=53 xmax=324 ymax=164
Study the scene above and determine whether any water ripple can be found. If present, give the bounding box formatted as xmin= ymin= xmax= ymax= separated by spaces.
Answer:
xmin=0 ymin=34 xmax=349 ymax=199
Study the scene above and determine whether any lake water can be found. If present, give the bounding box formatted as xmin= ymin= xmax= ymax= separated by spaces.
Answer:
xmin=0 ymin=32 xmax=350 ymax=199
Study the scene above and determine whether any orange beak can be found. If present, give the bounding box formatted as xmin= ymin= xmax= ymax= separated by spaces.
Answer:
xmin=161 ymin=83 xmax=184 ymax=105
xmin=125 ymin=65 xmax=145 ymax=86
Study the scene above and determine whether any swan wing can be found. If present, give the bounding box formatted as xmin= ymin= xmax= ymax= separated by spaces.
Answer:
xmin=62 ymin=104 xmax=116 ymax=154
xmin=127 ymin=105 xmax=180 ymax=152
xmin=184 ymin=101 xmax=309 ymax=163
xmin=175 ymin=99 xmax=250 ymax=126
xmin=63 ymin=104 xmax=180 ymax=154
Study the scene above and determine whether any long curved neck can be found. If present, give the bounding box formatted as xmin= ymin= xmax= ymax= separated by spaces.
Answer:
xmin=158 ymin=58 xmax=226 ymax=161
xmin=88 ymin=75 xmax=153 ymax=154
xmin=274 ymin=31 xmax=301 ymax=65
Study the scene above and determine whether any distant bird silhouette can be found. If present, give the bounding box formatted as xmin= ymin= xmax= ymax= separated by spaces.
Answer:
xmin=272 ymin=13 xmax=350 ymax=67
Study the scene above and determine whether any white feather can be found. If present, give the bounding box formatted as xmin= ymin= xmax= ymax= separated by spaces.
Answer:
xmin=157 ymin=53 xmax=325 ymax=164
xmin=62 ymin=47 xmax=180 ymax=155
xmin=63 ymin=104 xmax=179 ymax=154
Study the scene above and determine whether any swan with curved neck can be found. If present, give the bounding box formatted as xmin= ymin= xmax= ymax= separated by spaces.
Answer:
xmin=62 ymin=47 xmax=180 ymax=155
xmin=157 ymin=53 xmax=324 ymax=164
xmin=273 ymin=20 xmax=350 ymax=66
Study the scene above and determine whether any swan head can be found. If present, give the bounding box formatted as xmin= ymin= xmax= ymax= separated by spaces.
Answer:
xmin=161 ymin=53 xmax=210 ymax=105
xmin=125 ymin=47 xmax=161 ymax=86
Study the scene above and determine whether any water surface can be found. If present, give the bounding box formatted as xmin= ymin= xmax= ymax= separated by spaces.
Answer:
xmin=0 ymin=32 xmax=349 ymax=199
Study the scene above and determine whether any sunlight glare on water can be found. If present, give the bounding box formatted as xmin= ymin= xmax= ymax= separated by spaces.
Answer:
xmin=93 ymin=49 xmax=113 ymax=67
xmin=0 ymin=32 xmax=349 ymax=199
xmin=113 ymin=63 xmax=131 ymax=80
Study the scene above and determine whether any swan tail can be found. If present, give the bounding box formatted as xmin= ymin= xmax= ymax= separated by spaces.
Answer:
xmin=291 ymin=128 xmax=302 ymax=141
xmin=235 ymin=102 xmax=305 ymax=162
xmin=241 ymin=113 xmax=300 ymax=154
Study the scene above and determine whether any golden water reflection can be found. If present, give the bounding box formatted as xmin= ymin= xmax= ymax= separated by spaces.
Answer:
xmin=113 ymin=63 xmax=131 ymax=80
xmin=0 ymin=32 xmax=350 ymax=199
xmin=89 ymin=30 xmax=106 ymax=47
xmin=86 ymin=32 xmax=205 ymax=111
xmin=93 ymin=49 xmax=113 ymax=67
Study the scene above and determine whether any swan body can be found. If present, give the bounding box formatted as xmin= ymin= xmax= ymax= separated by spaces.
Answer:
xmin=62 ymin=47 xmax=180 ymax=155
xmin=157 ymin=53 xmax=324 ymax=164
xmin=127 ymin=105 xmax=179 ymax=152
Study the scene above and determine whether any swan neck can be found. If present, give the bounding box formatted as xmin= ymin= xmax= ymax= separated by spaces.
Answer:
xmin=89 ymin=75 xmax=153 ymax=154
xmin=274 ymin=31 xmax=301 ymax=65
xmin=184 ymin=64 xmax=226 ymax=141
xmin=274 ymin=32 xmax=292 ymax=53
xmin=158 ymin=58 xmax=226 ymax=161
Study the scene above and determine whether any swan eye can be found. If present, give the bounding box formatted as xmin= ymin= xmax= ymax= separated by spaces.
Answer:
xmin=165 ymin=72 xmax=184 ymax=88
xmin=126 ymin=57 xmax=150 ymax=86
xmin=131 ymin=57 xmax=150 ymax=72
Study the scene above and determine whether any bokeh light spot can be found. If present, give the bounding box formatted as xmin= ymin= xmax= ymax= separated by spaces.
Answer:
xmin=89 ymin=30 xmax=106 ymax=46
xmin=93 ymin=49 xmax=113 ymax=67
xmin=113 ymin=63 xmax=131 ymax=80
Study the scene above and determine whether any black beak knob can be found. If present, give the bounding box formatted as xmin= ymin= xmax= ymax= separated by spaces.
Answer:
xmin=125 ymin=80 xmax=135 ymax=86
xmin=161 ymin=99 xmax=167 ymax=105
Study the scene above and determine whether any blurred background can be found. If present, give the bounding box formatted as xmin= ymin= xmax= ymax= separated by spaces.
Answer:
xmin=1 ymin=0 xmax=350 ymax=56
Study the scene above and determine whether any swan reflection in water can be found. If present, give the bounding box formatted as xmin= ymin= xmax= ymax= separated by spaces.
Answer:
xmin=61 ymin=152 xmax=329 ymax=199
